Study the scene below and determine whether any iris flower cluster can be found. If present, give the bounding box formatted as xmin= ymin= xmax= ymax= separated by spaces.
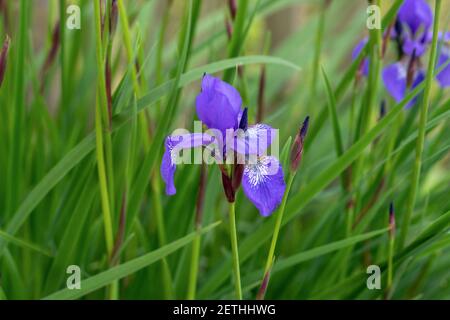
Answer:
xmin=352 ymin=0 xmax=449 ymax=106
xmin=161 ymin=74 xmax=286 ymax=217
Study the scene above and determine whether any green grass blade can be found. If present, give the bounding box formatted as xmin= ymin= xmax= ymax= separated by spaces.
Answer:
xmin=0 ymin=229 xmax=52 ymax=257
xmin=42 ymin=221 xmax=221 ymax=300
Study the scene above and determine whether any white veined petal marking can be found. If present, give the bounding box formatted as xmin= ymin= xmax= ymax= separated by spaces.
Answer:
xmin=236 ymin=124 xmax=269 ymax=140
xmin=244 ymin=156 xmax=271 ymax=188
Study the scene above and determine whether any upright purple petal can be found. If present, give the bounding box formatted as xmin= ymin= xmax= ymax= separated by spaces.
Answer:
xmin=195 ymin=74 xmax=243 ymax=135
xmin=161 ymin=133 xmax=217 ymax=195
xmin=398 ymin=0 xmax=433 ymax=35
xmin=397 ymin=0 xmax=433 ymax=57
xmin=231 ymin=124 xmax=276 ymax=156
xmin=436 ymin=41 xmax=450 ymax=87
xmin=242 ymin=156 xmax=286 ymax=217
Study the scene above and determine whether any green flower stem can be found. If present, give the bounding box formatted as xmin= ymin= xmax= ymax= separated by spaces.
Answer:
xmin=94 ymin=97 xmax=114 ymax=255
xmin=152 ymin=177 xmax=174 ymax=299
xmin=117 ymin=0 xmax=141 ymax=96
xmin=6 ymin=0 xmax=28 ymax=219
xmin=399 ymin=0 xmax=442 ymax=249
xmin=223 ymin=0 xmax=249 ymax=83
xmin=229 ymin=201 xmax=242 ymax=299
xmin=310 ymin=0 xmax=327 ymax=100
xmin=263 ymin=173 xmax=295 ymax=280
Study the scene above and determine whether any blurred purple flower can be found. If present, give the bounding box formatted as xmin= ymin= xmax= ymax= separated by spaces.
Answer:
xmin=382 ymin=61 xmax=425 ymax=108
xmin=397 ymin=0 xmax=433 ymax=57
xmin=436 ymin=32 xmax=450 ymax=88
xmin=161 ymin=75 xmax=286 ymax=217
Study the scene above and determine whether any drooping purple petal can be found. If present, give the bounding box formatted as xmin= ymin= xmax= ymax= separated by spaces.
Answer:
xmin=436 ymin=41 xmax=450 ymax=87
xmin=382 ymin=62 xmax=425 ymax=108
xmin=195 ymin=74 xmax=243 ymax=135
xmin=231 ymin=124 xmax=276 ymax=156
xmin=242 ymin=156 xmax=286 ymax=217
xmin=352 ymin=37 xmax=369 ymax=76
xmin=398 ymin=0 xmax=433 ymax=35
xmin=161 ymin=133 xmax=217 ymax=195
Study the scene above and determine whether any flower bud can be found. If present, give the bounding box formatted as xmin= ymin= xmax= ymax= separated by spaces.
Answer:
xmin=221 ymin=171 xmax=235 ymax=203
xmin=239 ymin=107 xmax=248 ymax=131
xmin=228 ymin=0 xmax=237 ymax=20
xmin=290 ymin=116 xmax=309 ymax=172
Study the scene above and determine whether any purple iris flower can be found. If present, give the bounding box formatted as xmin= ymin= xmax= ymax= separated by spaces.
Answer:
xmin=397 ymin=0 xmax=433 ymax=57
xmin=161 ymin=74 xmax=286 ymax=217
xmin=382 ymin=61 xmax=425 ymax=108
xmin=436 ymin=32 xmax=450 ymax=87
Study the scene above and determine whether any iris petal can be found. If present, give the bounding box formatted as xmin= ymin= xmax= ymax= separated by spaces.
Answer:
xmin=231 ymin=124 xmax=276 ymax=156
xmin=382 ymin=62 xmax=425 ymax=108
xmin=195 ymin=74 xmax=243 ymax=135
xmin=383 ymin=62 xmax=407 ymax=103
xmin=398 ymin=0 xmax=433 ymax=35
xmin=161 ymin=133 xmax=217 ymax=195
xmin=436 ymin=46 xmax=450 ymax=87
xmin=397 ymin=0 xmax=433 ymax=57
xmin=242 ymin=156 xmax=286 ymax=217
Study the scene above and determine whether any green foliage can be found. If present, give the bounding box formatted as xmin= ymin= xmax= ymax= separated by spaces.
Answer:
xmin=0 ymin=0 xmax=448 ymax=300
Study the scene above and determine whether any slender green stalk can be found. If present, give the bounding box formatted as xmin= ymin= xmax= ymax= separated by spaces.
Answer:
xmin=187 ymin=230 xmax=201 ymax=299
xmin=94 ymin=1 xmax=116 ymax=299
xmin=310 ymin=0 xmax=327 ymax=100
xmin=322 ymin=67 xmax=346 ymax=190
xmin=59 ymin=0 xmax=67 ymax=115
xmin=187 ymin=164 xmax=207 ymax=299
xmin=94 ymin=95 xmax=114 ymax=254
xmin=399 ymin=0 xmax=442 ymax=249
xmin=223 ymin=0 xmax=249 ymax=83
xmin=152 ymin=177 xmax=174 ymax=299
xmin=263 ymin=173 xmax=295 ymax=275
xmin=6 ymin=0 xmax=28 ymax=219
xmin=229 ymin=202 xmax=242 ymax=299
xmin=155 ymin=0 xmax=172 ymax=120
xmin=117 ymin=0 xmax=140 ymax=95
